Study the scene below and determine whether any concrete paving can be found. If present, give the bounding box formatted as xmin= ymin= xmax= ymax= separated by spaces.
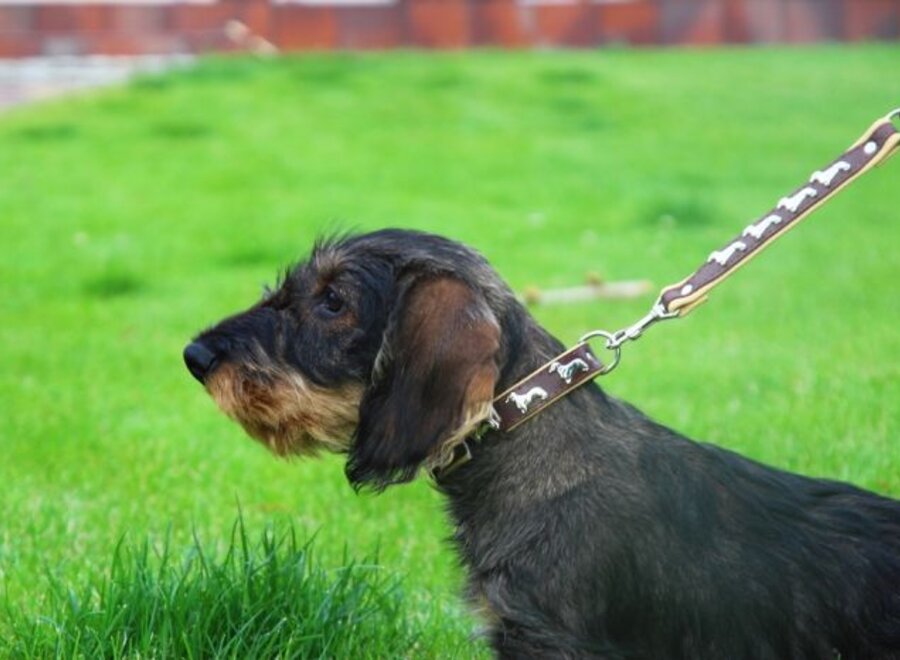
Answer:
xmin=0 ymin=55 xmax=194 ymax=111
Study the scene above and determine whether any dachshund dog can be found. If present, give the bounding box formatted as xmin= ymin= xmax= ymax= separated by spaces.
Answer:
xmin=184 ymin=229 xmax=900 ymax=659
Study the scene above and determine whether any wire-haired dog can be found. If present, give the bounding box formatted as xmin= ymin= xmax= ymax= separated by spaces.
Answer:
xmin=184 ymin=229 xmax=900 ymax=659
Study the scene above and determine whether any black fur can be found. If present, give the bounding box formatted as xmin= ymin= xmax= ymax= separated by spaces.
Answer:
xmin=186 ymin=229 xmax=900 ymax=659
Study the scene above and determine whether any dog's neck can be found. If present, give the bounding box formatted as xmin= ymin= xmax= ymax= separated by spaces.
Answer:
xmin=435 ymin=310 xmax=642 ymax=555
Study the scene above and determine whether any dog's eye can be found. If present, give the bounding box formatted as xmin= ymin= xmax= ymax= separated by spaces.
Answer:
xmin=318 ymin=287 xmax=345 ymax=317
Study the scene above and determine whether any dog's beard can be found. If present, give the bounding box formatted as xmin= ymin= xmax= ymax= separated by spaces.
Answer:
xmin=205 ymin=362 xmax=363 ymax=456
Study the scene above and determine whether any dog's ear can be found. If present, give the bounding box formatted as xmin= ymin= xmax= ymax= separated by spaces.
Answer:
xmin=347 ymin=275 xmax=500 ymax=488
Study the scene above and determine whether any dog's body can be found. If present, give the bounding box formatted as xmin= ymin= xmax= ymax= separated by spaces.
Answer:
xmin=185 ymin=230 xmax=900 ymax=659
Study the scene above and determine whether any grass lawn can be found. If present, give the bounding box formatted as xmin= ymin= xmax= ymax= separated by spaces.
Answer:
xmin=1 ymin=45 xmax=898 ymax=656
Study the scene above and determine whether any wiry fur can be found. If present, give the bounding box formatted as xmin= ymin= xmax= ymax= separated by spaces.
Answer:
xmin=206 ymin=362 xmax=362 ymax=455
xmin=348 ymin=275 xmax=501 ymax=484
xmin=185 ymin=229 xmax=900 ymax=659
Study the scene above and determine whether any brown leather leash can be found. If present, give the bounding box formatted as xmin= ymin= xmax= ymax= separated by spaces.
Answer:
xmin=498 ymin=109 xmax=900 ymax=433
xmin=432 ymin=109 xmax=899 ymax=478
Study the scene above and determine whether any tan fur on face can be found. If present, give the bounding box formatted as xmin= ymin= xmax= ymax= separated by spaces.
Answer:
xmin=205 ymin=362 xmax=363 ymax=456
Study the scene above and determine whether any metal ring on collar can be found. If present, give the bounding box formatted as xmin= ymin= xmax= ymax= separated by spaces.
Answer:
xmin=578 ymin=330 xmax=622 ymax=375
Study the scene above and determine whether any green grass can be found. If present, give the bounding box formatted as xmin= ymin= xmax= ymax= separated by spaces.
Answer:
xmin=1 ymin=46 xmax=898 ymax=656
xmin=2 ymin=515 xmax=459 ymax=658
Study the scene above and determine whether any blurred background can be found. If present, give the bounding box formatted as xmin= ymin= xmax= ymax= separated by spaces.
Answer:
xmin=4 ymin=0 xmax=897 ymax=108
xmin=1 ymin=0 xmax=898 ymax=58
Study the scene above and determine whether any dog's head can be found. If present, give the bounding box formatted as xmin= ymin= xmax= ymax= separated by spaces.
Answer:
xmin=184 ymin=230 xmax=513 ymax=488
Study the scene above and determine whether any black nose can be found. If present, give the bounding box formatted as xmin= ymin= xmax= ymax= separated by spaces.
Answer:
xmin=183 ymin=341 xmax=219 ymax=383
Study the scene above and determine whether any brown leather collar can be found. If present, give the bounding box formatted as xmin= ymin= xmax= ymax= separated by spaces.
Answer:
xmin=493 ymin=342 xmax=607 ymax=431
xmin=430 ymin=342 xmax=607 ymax=479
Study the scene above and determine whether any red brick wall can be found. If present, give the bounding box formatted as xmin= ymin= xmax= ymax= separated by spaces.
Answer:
xmin=0 ymin=0 xmax=897 ymax=57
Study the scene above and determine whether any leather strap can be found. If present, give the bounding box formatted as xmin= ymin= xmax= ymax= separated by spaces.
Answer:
xmin=429 ymin=344 xmax=606 ymax=479
xmin=493 ymin=111 xmax=899 ymax=432
xmin=493 ymin=343 xmax=606 ymax=431
xmin=658 ymin=111 xmax=900 ymax=316
xmin=432 ymin=111 xmax=899 ymax=479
